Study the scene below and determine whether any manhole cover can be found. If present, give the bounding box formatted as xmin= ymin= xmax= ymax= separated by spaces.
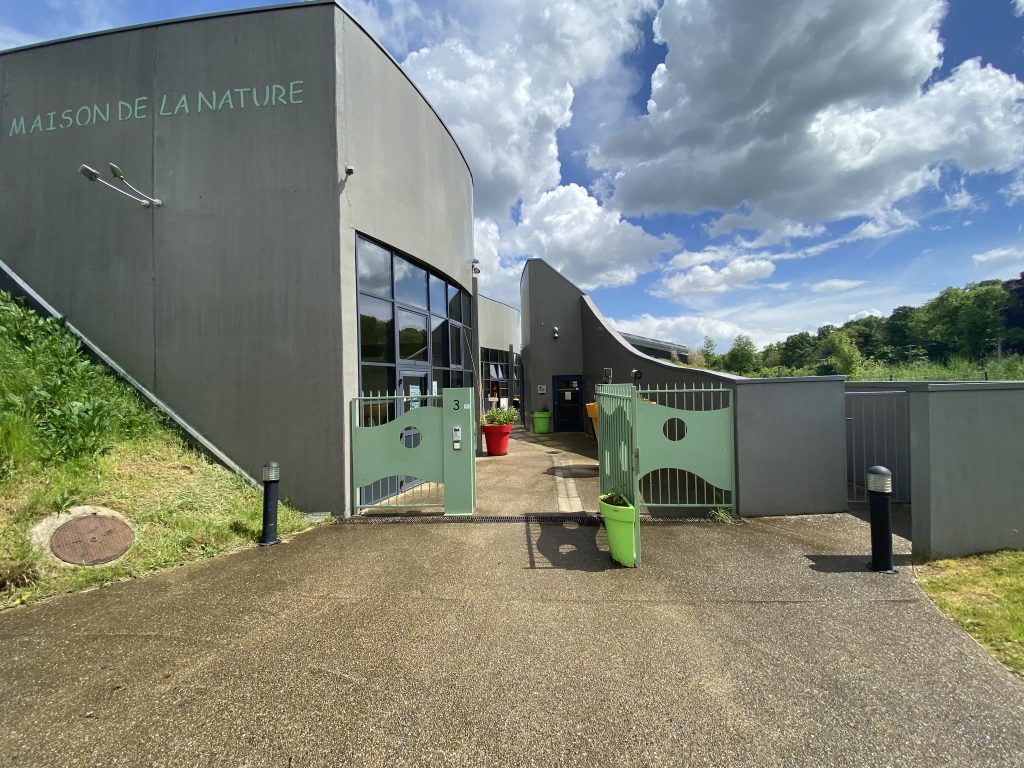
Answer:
xmin=50 ymin=515 xmax=134 ymax=566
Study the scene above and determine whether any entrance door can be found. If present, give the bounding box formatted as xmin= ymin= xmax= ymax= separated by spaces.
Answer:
xmin=553 ymin=375 xmax=584 ymax=432
xmin=398 ymin=370 xmax=429 ymax=411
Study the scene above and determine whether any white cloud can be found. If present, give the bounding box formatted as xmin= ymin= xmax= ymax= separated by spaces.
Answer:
xmin=1003 ymin=170 xmax=1024 ymax=205
xmin=808 ymin=279 xmax=867 ymax=293
xmin=653 ymin=258 xmax=775 ymax=298
xmin=506 ymin=183 xmax=678 ymax=290
xmin=848 ymin=309 xmax=885 ymax=321
xmin=1014 ymin=0 xmax=1024 ymax=16
xmin=608 ymin=313 xmax=747 ymax=350
xmin=591 ymin=0 xmax=1024 ymax=244
xmin=971 ymin=245 xmax=1024 ymax=264
xmin=402 ymin=0 xmax=655 ymax=220
xmin=944 ymin=180 xmax=982 ymax=212
xmin=0 ymin=23 xmax=38 ymax=50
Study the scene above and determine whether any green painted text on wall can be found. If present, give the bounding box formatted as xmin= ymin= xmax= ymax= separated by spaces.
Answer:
xmin=8 ymin=80 xmax=305 ymax=138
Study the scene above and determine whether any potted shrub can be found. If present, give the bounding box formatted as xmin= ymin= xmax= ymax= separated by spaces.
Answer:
xmin=598 ymin=487 xmax=638 ymax=567
xmin=480 ymin=406 xmax=519 ymax=456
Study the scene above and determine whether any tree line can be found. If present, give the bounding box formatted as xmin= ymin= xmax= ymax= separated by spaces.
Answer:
xmin=694 ymin=272 xmax=1024 ymax=377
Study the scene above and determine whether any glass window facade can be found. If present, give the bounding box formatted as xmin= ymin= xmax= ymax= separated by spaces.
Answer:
xmin=481 ymin=347 xmax=521 ymax=410
xmin=356 ymin=234 xmax=473 ymax=396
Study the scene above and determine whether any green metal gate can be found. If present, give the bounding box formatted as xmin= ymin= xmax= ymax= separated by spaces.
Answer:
xmin=350 ymin=387 xmax=476 ymax=516
xmin=596 ymin=382 xmax=736 ymax=515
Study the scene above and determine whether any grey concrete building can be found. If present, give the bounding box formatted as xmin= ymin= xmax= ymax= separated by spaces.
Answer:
xmin=0 ymin=1 xmax=475 ymax=514
xmin=520 ymin=258 xmax=848 ymax=517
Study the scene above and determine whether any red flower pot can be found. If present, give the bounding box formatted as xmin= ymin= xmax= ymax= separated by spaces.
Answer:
xmin=481 ymin=424 xmax=512 ymax=456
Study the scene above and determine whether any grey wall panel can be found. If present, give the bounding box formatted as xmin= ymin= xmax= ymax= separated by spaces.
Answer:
xmin=910 ymin=384 xmax=1024 ymax=558
xmin=734 ymin=379 xmax=848 ymax=516
xmin=340 ymin=12 xmax=474 ymax=294
xmin=0 ymin=30 xmax=157 ymax=387
xmin=478 ymin=295 xmax=520 ymax=352
xmin=151 ymin=7 xmax=343 ymax=511
xmin=520 ymin=260 xmax=584 ymax=417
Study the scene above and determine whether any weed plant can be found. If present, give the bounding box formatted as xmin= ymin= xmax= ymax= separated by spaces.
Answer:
xmin=0 ymin=292 xmax=308 ymax=606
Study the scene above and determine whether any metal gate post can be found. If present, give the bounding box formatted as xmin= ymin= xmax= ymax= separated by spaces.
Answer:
xmin=442 ymin=387 xmax=476 ymax=516
xmin=631 ymin=386 xmax=642 ymax=566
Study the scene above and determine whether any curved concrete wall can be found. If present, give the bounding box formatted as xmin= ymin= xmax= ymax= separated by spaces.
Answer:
xmin=520 ymin=258 xmax=847 ymax=517
xmin=0 ymin=2 xmax=474 ymax=513
xmin=478 ymin=295 xmax=521 ymax=353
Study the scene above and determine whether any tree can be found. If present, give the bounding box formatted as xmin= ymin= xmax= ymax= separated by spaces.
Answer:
xmin=780 ymin=331 xmax=817 ymax=369
xmin=698 ymin=336 xmax=720 ymax=368
xmin=760 ymin=341 xmax=784 ymax=368
xmin=825 ymin=331 xmax=863 ymax=376
xmin=723 ymin=334 xmax=759 ymax=374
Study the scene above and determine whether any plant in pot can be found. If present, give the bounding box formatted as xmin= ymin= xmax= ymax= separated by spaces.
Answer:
xmin=480 ymin=406 xmax=519 ymax=456
xmin=598 ymin=486 xmax=638 ymax=567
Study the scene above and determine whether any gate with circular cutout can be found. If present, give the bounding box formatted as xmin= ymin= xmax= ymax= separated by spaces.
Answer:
xmin=349 ymin=387 xmax=476 ymax=516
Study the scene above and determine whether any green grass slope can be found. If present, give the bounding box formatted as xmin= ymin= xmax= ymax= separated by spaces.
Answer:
xmin=0 ymin=292 xmax=309 ymax=608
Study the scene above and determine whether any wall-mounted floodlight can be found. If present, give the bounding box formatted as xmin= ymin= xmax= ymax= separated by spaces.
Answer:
xmin=552 ymin=325 xmax=559 ymax=339
xmin=108 ymin=163 xmax=162 ymax=207
xmin=472 ymin=258 xmax=481 ymax=275
xmin=78 ymin=164 xmax=150 ymax=207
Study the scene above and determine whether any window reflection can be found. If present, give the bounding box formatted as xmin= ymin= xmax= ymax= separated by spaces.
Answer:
xmin=359 ymin=295 xmax=393 ymax=362
xmin=394 ymin=257 xmax=428 ymax=310
xmin=356 ymin=238 xmax=392 ymax=298
xmin=398 ymin=309 xmax=428 ymax=361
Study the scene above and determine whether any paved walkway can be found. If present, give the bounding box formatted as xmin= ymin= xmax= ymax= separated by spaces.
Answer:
xmin=1 ymin=503 xmax=1022 ymax=766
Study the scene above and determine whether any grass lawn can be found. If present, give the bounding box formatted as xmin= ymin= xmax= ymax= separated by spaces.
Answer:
xmin=0 ymin=292 xmax=310 ymax=608
xmin=916 ymin=550 xmax=1024 ymax=678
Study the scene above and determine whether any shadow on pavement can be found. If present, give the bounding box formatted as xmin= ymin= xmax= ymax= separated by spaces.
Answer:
xmin=524 ymin=517 xmax=613 ymax=572
xmin=806 ymin=553 xmax=913 ymax=573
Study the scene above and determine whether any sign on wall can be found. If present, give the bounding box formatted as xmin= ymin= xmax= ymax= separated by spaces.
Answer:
xmin=7 ymin=80 xmax=306 ymax=138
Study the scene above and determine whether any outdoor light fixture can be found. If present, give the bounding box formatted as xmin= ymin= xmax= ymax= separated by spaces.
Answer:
xmin=866 ymin=466 xmax=892 ymax=493
xmin=108 ymin=162 xmax=162 ymax=207
xmin=345 ymin=165 xmax=355 ymax=176
xmin=472 ymin=258 xmax=481 ymax=275
xmin=77 ymin=164 xmax=150 ymax=207
xmin=552 ymin=325 xmax=559 ymax=339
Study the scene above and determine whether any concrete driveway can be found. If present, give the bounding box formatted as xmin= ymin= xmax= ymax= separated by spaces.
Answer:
xmin=1 ymin=510 xmax=1022 ymax=767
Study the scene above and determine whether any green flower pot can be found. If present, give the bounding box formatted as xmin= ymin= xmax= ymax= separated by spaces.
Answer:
xmin=531 ymin=410 xmax=552 ymax=434
xmin=599 ymin=496 xmax=637 ymax=567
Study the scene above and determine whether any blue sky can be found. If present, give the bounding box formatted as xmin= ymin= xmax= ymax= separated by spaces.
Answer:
xmin=3 ymin=0 xmax=1024 ymax=351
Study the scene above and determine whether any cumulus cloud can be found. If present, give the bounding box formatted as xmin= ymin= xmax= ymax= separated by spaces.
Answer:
xmin=1015 ymin=0 xmax=1024 ymax=16
xmin=402 ymin=0 xmax=654 ymax=220
xmin=474 ymin=185 xmax=678 ymax=302
xmin=971 ymin=245 xmax=1024 ymax=264
xmin=808 ymin=279 xmax=867 ymax=293
xmin=608 ymin=313 xmax=747 ymax=349
xmin=848 ymin=309 xmax=884 ymax=321
xmin=653 ymin=258 xmax=775 ymax=298
xmin=591 ymin=0 xmax=1024 ymax=242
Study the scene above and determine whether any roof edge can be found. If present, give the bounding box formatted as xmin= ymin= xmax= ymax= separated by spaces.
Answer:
xmin=0 ymin=0 xmax=473 ymax=182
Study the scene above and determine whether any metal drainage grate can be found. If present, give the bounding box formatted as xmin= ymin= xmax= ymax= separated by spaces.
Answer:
xmin=346 ymin=514 xmax=601 ymax=525
xmin=51 ymin=514 xmax=134 ymax=566
xmin=344 ymin=513 xmax=737 ymax=526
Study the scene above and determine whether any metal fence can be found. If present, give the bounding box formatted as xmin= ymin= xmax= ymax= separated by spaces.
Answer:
xmin=595 ymin=382 xmax=736 ymax=513
xmin=349 ymin=387 xmax=476 ymax=516
xmin=636 ymin=384 xmax=734 ymax=511
xmin=844 ymin=391 xmax=911 ymax=503
xmin=351 ymin=393 xmax=445 ymax=513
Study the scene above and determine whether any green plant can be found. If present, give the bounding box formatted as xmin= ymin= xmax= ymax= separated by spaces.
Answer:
xmin=600 ymin=487 xmax=631 ymax=507
xmin=481 ymin=406 xmax=519 ymax=426
xmin=709 ymin=505 xmax=734 ymax=523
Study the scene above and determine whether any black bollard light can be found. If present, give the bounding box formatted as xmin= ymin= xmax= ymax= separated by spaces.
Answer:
xmin=866 ymin=465 xmax=896 ymax=573
xmin=259 ymin=461 xmax=280 ymax=547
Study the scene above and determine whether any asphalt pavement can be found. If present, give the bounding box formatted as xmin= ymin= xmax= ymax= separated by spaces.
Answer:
xmin=1 ymin=432 xmax=1022 ymax=767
